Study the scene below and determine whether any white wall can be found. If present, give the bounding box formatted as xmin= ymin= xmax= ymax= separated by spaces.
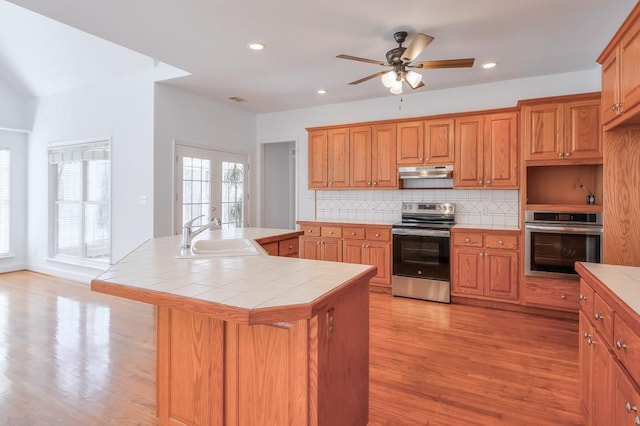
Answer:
xmin=0 ymin=130 xmax=28 ymax=272
xmin=256 ymin=69 xmax=602 ymax=221
xmin=0 ymin=75 xmax=32 ymax=131
xmin=262 ymin=142 xmax=295 ymax=228
xmin=153 ymin=84 xmax=257 ymax=238
xmin=27 ymin=69 xmax=155 ymax=282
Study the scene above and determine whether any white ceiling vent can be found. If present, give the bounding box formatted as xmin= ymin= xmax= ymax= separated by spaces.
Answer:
xmin=228 ymin=96 xmax=247 ymax=103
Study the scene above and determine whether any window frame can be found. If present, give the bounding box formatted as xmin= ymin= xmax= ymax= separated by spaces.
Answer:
xmin=48 ymin=139 xmax=112 ymax=266
xmin=0 ymin=148 xmax=10 ymax=256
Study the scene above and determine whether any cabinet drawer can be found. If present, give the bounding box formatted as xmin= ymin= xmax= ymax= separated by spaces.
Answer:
xmin=301 ymin=225 xmax=320 ymax=237
xmin=614 ymin=314 xmax=640 ymax=385
xmin=278 ymin=238 xmax=299 ymax=257
xmin=579 ymin=279 xmax=595 ymax=318
xmin=523 ymin=278 xmax=580 ymax=311
xmin=484 ymin=234 xmax=518 ymax=250
xmin=593 ymin=293 xmax=614 ymax=344
xmin=366 ymin=228 xmax=391 ymax=242
xmin=321 ymin=226 xmax=342 ymax=238
xmin=453 ymin=232 xmax=483 ymax=247
xmin=343 ymin=227 xmax=365 ymax=240
xmin=261 ymin=241 xmax=279 ymax=256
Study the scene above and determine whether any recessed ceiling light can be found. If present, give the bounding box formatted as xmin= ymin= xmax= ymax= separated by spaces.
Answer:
xmin=482 ymin=62 xmax=497 ymax=69
xmin=248 ymin=42 xmax=266 ymax=51
xmin=317 ymin=89 xmax=327 ymax=94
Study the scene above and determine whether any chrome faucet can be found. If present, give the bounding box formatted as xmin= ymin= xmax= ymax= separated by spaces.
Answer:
xmin=181 ymin=215 xmax=221 ymax=249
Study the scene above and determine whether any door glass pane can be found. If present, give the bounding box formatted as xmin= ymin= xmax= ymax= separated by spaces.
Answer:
xmin=221 ymin=162 xmax=244 ymax=229
xmin=182 ymin=156 xmax=211 ymax=227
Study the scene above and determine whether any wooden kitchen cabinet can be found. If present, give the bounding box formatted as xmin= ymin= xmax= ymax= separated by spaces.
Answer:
xmin=350 ymin=124 xmax=397 ymax=188
xmin=522 ymin=276 xmax=581 ymax=312
xmin=256 ymin=232 xmax=303 ymax=257
xmin=307 ymin=128 xmax=349 ymax=189
xmin=454 ymin=111 xmax=518 ymax=189
xmin=396 ymin=119 xmax=454 ymax=165
xmin=299 ymin=237 xmax=342 ymax=262
xmin=451 ymin=230 xmax=519 ymax=302
xmin=520 ymin=93 xmax=601 ymax=163
xmin=343 ymin=233 xmax=391 ymax=288
xmin=598 ymin=5 xmax=640 ymax=130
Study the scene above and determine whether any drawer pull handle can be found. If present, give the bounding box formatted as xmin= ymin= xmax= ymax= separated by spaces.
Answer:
xmin=579 ymin=294 xmax=587 ymax=301
xmin=351 ymin=232 xmax=356 ymax=236
xmin=594 ymin=312 xmax=604 ymax=321
xmin=329 ymin=231 xmax=333 ymax=234
xmin=616 ymin=340 xmax=628 ymax=350
xmin=626 ymin=402 xmax=638 ymax=413
xmin=465 ymin=238 xmax=471 ymax=243
xmin=587 ymin=336 xmax=596 ymax=345
xmin=561 ymin=294 xmax=566 ymax=300
xmin=634 ymin=414 xmax=639 ymax=426
xmin=375 ymin=233 xmax=380 ymax=237
xmin=288 ymin=245 xmax=293 ymax=249
xmin=583 ymin=332 xmax=590 ymax=340
xmin=498 ymin=240 xmax=503 ymax=245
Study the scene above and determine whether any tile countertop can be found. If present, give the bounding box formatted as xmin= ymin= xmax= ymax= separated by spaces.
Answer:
xmin=297 ymin=218 xmax=396 ymax=226
xmin=91 ymin=228 xmax=376 ymax=325
xmin=577 ymin=262 xmax=640 ymax=316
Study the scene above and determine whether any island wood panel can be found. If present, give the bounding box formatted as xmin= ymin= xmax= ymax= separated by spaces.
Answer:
xmin=603 ymin=128 xmax=640 ymax=265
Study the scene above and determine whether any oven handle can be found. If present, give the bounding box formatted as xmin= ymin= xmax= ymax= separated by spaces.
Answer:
xmin=392 ymin=229 xmax=451 ymax=237
xmin=524 ymin=224 xmax=603 ymax=235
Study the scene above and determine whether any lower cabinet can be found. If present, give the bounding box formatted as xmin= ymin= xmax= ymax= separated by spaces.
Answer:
xmin=256 ymin=233 xmax=302 ymax=257
xmin=298 ymin=222 xmax=392 ymax=289
xmin=522 ymin=276 xmax=581 ymax=312
xmin=451 ymin=229 xmax=519 ymax=301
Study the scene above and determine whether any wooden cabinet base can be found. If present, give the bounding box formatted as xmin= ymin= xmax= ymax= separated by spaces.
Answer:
xmin=156 ymin=279 xmax=370 ymax=426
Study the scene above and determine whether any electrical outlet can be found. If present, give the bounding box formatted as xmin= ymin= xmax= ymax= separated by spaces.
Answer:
xmin=326 ymin=308 xmax=335 ymax=340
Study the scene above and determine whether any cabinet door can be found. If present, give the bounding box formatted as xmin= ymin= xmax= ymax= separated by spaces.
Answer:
xmin=349 ymin=126 xmax=372 ymax=188
xmin=299 ymin=237 xmax=322 ymax=260
xmin=613 ymin=354 xmax=639 ymax=426
xmin=484 ymin=112 xmax=518 ymax=188
xmin=424 ymin=119 xmax=454 ymax=164
xmin=579 ymin=312 xmax=594 ymax=419
xmin=372 ymin=124 xmax=397 ymax=188
xmin=308 ymin=130 xmax=328 ymax=189
xmin=620 ymin=18 xmax=640 ymax=117
xmin=591 ymin=329 xmax=613 ymax=426
xmin=454 ymin=116 xmax=484 ymax=188
xmin=366 ymin=242 xmax=392 ymax=287
xmin=327 ymin=128 xmax=350 ymax=188
xmin=321 ymin=239 xmax=343 ymax=262
xmin=342 ymin=240 xmax=365 ymax=265
xmin=482 ymin=249 xmax=518 ymax=300
xmin=522 ymin=103 xmax=564 ymax=161
xmin=565 ymin=99 xmax=602 ymax=160
xmin=452 ymin=246 xmax=483 ymax=296
xmin=396 ymin=121 xmax=424 ymax=165
xmin=601 ymin=49 xmax=620 ymax=126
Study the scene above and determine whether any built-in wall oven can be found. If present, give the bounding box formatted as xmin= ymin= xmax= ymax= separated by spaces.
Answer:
xmin=524 ymin=211 xmax=603 ymax=278
xmin=392 ymin=202 xmax=454 ymax=303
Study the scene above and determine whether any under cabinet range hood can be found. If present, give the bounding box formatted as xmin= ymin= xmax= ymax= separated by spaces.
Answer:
xmin=398 ymin=165 xmax=454 ymax=189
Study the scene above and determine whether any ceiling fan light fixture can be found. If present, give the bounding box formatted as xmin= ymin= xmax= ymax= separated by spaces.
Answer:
xmin=381 ymin=70 xmax=397 ymax=88
xmin=248 ymin=42 xmax=266 ymax=51
xmin=405 ymin=70 xmax=422 ymax=87
xmin=390 ymin=79 xmax=403 ymax=94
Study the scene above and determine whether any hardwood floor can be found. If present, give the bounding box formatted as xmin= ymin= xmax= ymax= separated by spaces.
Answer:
xmin=0 ymin=271 xmax=583 ymax=425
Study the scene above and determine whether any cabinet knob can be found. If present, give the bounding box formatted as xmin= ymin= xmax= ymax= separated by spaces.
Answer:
xmin=478 ymin=180 xmax=483 ymax=184
xmin=417 ymin=270 xmax=422 ymax=275
xmin=351 ymin=232 xmax=356 ymax=236
xmin=375 ymin=233 xmax=380 ymax=237
xmin=616 ymin=340 xmax=628 ymax=350
xmin=561 ymin=294 xmax=567 ymax=300
xmin=486 ymin=180 xmax=491 ymax=185
xmin=587 ymin=336 xmax=596 ymax=345
xmin=329 ymin=231 xmax=333 ymax=234
xmin=498 ymin=240 xmax=503 ymax=245
xmin=579 ymin=294 xmax=587 ymax=301
xmin=558 ymin=152 xmax=564 ymax=157
xmin=634 ymin=414 xmax=639 ymax=426
xmin=367 ymin=182 xmax=371 ymax=186
xmin=419 ymin=157 xmax=423 ymax=161
xmin=465 ymin=238 xmax=471 ymax=243
xmin=583 ymin=332 xmax=590 ymax=339
xmin=324 ymin=182 xmax=328 ymax=187
xmin=373 ymin=182 xmax=378 ymax=186
xmin=328 ymin=182 xmax=333 ymax=186
xmin=594 ymin=312 xmax=604 ymax=321
xmin=308 ymin=229 xmax=312 ymax=233
xmin=626 ymin=402 xmax=638 ymax=413
xmin=425 ymin=157 xmax=430 ymax=161
xmin=479 ymin=253 xmax=484 ymax=257
xmin=564 ymin=152 xmax=571 ymax=157
xmin=288 ymin=245 xmax=293 ymax=249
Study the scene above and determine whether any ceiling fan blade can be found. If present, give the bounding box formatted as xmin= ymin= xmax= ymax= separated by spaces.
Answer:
xmin=349 ymin=71 xmax=387 ymax=85
xmin=406 ymin=79 xmax=425 ymax=90
xmin=337 ymin=54 xmax=387 ymax=66
xmin=414 ymin=58 xmax=475 ymax=69
xmin=401 ymin=33 xmax=434 ymax=63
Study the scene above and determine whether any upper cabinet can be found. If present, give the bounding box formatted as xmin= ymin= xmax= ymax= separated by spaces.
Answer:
xmin=454 ymin=111 xmax=518 ymax=189
xmin=598 ymin=6 xmax=640 ymax=130
xmin=396 ymin=119 xmax=454 ymax=165
xmin=308 ymin=128 xmax=350 ymax=189
xmin=520 ymin=93 xmax=602 ymax=164
xmin=351 ymin=124 xmax=397 ymax=189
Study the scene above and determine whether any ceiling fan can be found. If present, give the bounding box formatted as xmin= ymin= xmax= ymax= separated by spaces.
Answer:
xmin=337 ymin=31 xmax=475 ymax=94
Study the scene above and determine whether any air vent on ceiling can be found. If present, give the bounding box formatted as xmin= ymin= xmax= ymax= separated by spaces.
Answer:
xmin=228 ymin=96 xmax=247 ymax=103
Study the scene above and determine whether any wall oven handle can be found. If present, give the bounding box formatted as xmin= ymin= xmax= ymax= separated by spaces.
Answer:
xmin=524 ymin=224 xmax=603 ymax=235
xmin=392 ymin=229 xmax=451 ymax=238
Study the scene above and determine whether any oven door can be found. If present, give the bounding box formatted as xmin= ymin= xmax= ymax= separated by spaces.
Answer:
xmin=392 ymin=229 xmax=451 ymax=281
xmin=525 ymin=224 xmax=602 ymax=277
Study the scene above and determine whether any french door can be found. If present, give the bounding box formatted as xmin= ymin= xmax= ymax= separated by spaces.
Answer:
xmin=174 ymin=144 xmax=248 ymax=234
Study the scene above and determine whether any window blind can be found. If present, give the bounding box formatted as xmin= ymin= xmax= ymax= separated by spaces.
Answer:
xmin=48 ymin=141 xmax=110 ymax=164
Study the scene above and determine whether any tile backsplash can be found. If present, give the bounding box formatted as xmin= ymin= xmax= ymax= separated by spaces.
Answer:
xmin=315 ymin=189 xmax=519 ymax=227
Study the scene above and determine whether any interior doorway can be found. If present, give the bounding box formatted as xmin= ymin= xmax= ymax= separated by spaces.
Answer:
xmin=262 ymin=142 xmax=296 ymax=229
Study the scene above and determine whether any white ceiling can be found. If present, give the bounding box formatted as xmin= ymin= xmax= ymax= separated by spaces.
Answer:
xmin=3 ymin=0 xmax=638 ymax=113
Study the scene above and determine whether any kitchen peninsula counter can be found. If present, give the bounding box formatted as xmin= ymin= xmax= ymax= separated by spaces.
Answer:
xmin=92 ymin=228 xmax=376 ymax=426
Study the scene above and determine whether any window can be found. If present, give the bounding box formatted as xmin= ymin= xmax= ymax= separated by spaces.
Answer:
xmin=221 ymin=161 xmax=244 ymax=229
xmin=49 ymin=141 xmax=111 ymax=264
xmin=182 ymin=156 xmax=211 ymax=228
xmin=0 ymin=149 xmax=9 ymax=256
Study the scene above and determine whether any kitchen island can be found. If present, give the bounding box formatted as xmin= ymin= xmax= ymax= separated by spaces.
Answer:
xmin=91 ymin=228 xmax=376 ymax=426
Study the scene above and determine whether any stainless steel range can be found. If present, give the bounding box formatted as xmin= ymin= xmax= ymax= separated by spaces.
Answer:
xmin=392 ymin=202 xmax=455 ymax=303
